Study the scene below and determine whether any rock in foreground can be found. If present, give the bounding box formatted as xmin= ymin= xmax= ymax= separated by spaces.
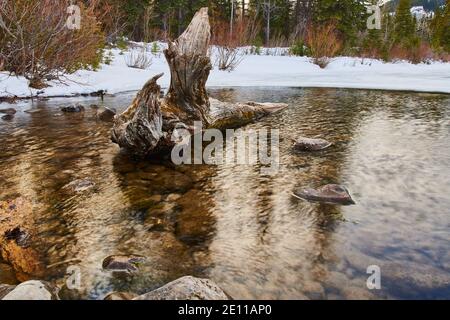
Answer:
xmin=133 ymin=276 xmax=231 ymax=300
xmin=293 ymin=184 xmax=355 ymax=205
xmin=1 ymin=280 xmax=59 ymax=300
xmin=97 ymin=107 xmax=116 ymax=122
xmin=293 ymin=137 xmax=332 ymax=152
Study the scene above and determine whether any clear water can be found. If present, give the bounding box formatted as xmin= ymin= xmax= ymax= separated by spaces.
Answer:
xmin=0 ymin=87 xmax=449 ymax=299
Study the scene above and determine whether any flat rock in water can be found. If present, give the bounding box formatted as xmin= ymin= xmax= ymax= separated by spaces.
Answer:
xmin=1 ymin=114 xmax=14 ymax=121
xmin=0 ymin=108 xmax=17 ymax=115
xmin=61 ymin=104 xmax=85 ymax=113
xmin=1 ymin=280 xmax=59 ymax=300
xmin=293 ymin=184 xmax=355 ymax=205
xmin=133 ymin=276 xmax=231 ymax=300
xmin=293 ymin=137 xmax=332 ymax=151
xmin=63 ymin=179 xmax=95 ymax=193
xmin=97 ymin=107 xmax=116 ymax=122
xmin=102 ymin=254 xmax=146 ymax=272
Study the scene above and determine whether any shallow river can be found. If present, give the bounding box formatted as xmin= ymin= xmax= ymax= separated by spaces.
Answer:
xmin=0 ymin=87 xmax=449 ymax=299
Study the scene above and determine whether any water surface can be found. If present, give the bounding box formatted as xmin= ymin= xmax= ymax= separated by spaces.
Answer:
xmin=0 ymin=87 xmax=449 ymax=299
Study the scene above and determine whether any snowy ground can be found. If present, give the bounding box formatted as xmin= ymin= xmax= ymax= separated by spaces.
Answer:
xmin=1 ymin=44 xmax=449 ymax=98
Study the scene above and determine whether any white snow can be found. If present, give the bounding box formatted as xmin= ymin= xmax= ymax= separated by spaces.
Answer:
xmin=1 ymin=44 xmax=449 ymax=98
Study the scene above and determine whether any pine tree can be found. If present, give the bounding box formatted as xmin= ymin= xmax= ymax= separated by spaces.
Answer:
xmin=392 ymin=0 xmax=417 ymax=46
xmin=430 ymin=0 xmax=450 ymax=53
xmin=311 ymin=0 xmax=367 ymax=49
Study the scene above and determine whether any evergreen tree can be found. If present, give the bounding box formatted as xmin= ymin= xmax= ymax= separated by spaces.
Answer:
xmin=311 ymin=0 xmax=367 ymax=49
xmin=430 ymin=0 xmax=450 ymax=52
xmin=392 ymin=0 xmax=417 ymax=46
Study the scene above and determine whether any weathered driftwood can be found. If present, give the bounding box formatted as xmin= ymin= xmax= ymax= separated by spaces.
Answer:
xmin=112 ymin=7 xmax=287 ymax=157
xmin=111 ymin=74 xmax=164 ymax=156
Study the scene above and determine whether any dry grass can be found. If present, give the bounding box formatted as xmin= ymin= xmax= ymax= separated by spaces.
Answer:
xmin=306 ymin=23 xmax=342 ymax=68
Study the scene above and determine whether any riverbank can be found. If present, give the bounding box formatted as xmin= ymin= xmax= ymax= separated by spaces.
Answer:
xmin=1 ymin=45 xmax=450 ymax=99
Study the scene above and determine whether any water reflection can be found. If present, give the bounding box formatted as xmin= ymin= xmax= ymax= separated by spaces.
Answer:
xmin=0 ymin=88 xmax=449 ymax=299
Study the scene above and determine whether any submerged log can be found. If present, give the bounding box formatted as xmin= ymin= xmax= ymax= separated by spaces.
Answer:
xmin=111 ymin=7 xmax=287 ymax=157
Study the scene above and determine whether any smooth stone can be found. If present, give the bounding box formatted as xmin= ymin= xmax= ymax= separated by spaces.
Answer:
xmin=61 ymin=104 xmax=85 ymax=113
xmin=97 ymin=107 xmax=116 ymax=122
xmin=293 ymin=184 xmax=355 ymax=205
xmin=1 ymin=114 xmax=14 ymax=121
xmin=102 ymin=254 xmax=146 ymax=272
xmin=0 ymin=108 xmax=16 ymax=115
xmin=1 ymin=280 xmax=59 ymax=300
xmin=104 ymin=291 xmax=138 ymax=300
xmin=293 ymin=137 xmax=332 ymax=151
xmin=133 ymin=276 xmax=231 ymax=300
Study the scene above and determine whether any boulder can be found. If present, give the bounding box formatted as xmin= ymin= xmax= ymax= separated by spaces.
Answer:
xmin=97 ymin=107 xmax=116 ymax=122
xmin=293 ymin=184 xmax=355 ymax=205
xmin=1 ymin=114 xmax=14 ymax=121
xmin=1 ymin=280 xmax=59 ymax=300
xmin=133 ymin=276 xmax=231 ymax=300
xmin=102 ymin=254 xmax=146 ymax=272
xmin=61 ymin=104 xmax=85 ymax=113
xmin=293 ymin=137 xmax=331 ymax=152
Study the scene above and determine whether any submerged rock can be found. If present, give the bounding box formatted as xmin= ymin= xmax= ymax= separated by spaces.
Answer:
xmin=293 ymin=184 xmax=355 ymax=205
xmin=0 ymin=198 xmax=45 ymax=280
xmin=104 ymin=292 xmax=138 ymax=300
xmin=1 ymin=114 xmax=14 ymax=121
xmin=0 ymin=108 xmax=17 ymax=115
xmin=102 ymin=254 xmax=146 ymax=272
xmin=61 ymin=104 xmax=85 ymax=113
xmin=1 ymin=280 xmax=59 ymax=300
xmin=62 ymin=179 xmax=95 ymax=193
xmin=133 ymin=276 xmax=231 ymax=300
xmin=97 ymin=107 xmax=116 ymax=122
xmin=293 ymin=137 xmax=332 ymax=152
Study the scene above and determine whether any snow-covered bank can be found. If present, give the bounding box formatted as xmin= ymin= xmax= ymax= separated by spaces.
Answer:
xmin=1 ymin=47 xmax=449 ymax=98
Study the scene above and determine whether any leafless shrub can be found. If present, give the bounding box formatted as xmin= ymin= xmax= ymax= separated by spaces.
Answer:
xmin=211 ymin=20 xmax=250 ymax=71
xmin=306 ymin=22 xmax=342 ymax=68
xmin=0 ymin=0 xmax=104 ymax=88
xmin=124 ymin=47 xmax=152 ymax=69
xmin=216 ymin=46 xmax=244 ymax=71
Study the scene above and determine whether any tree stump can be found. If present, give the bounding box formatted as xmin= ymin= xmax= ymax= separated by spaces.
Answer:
xmin=112 ymin=7 xmax=287 ymax=157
